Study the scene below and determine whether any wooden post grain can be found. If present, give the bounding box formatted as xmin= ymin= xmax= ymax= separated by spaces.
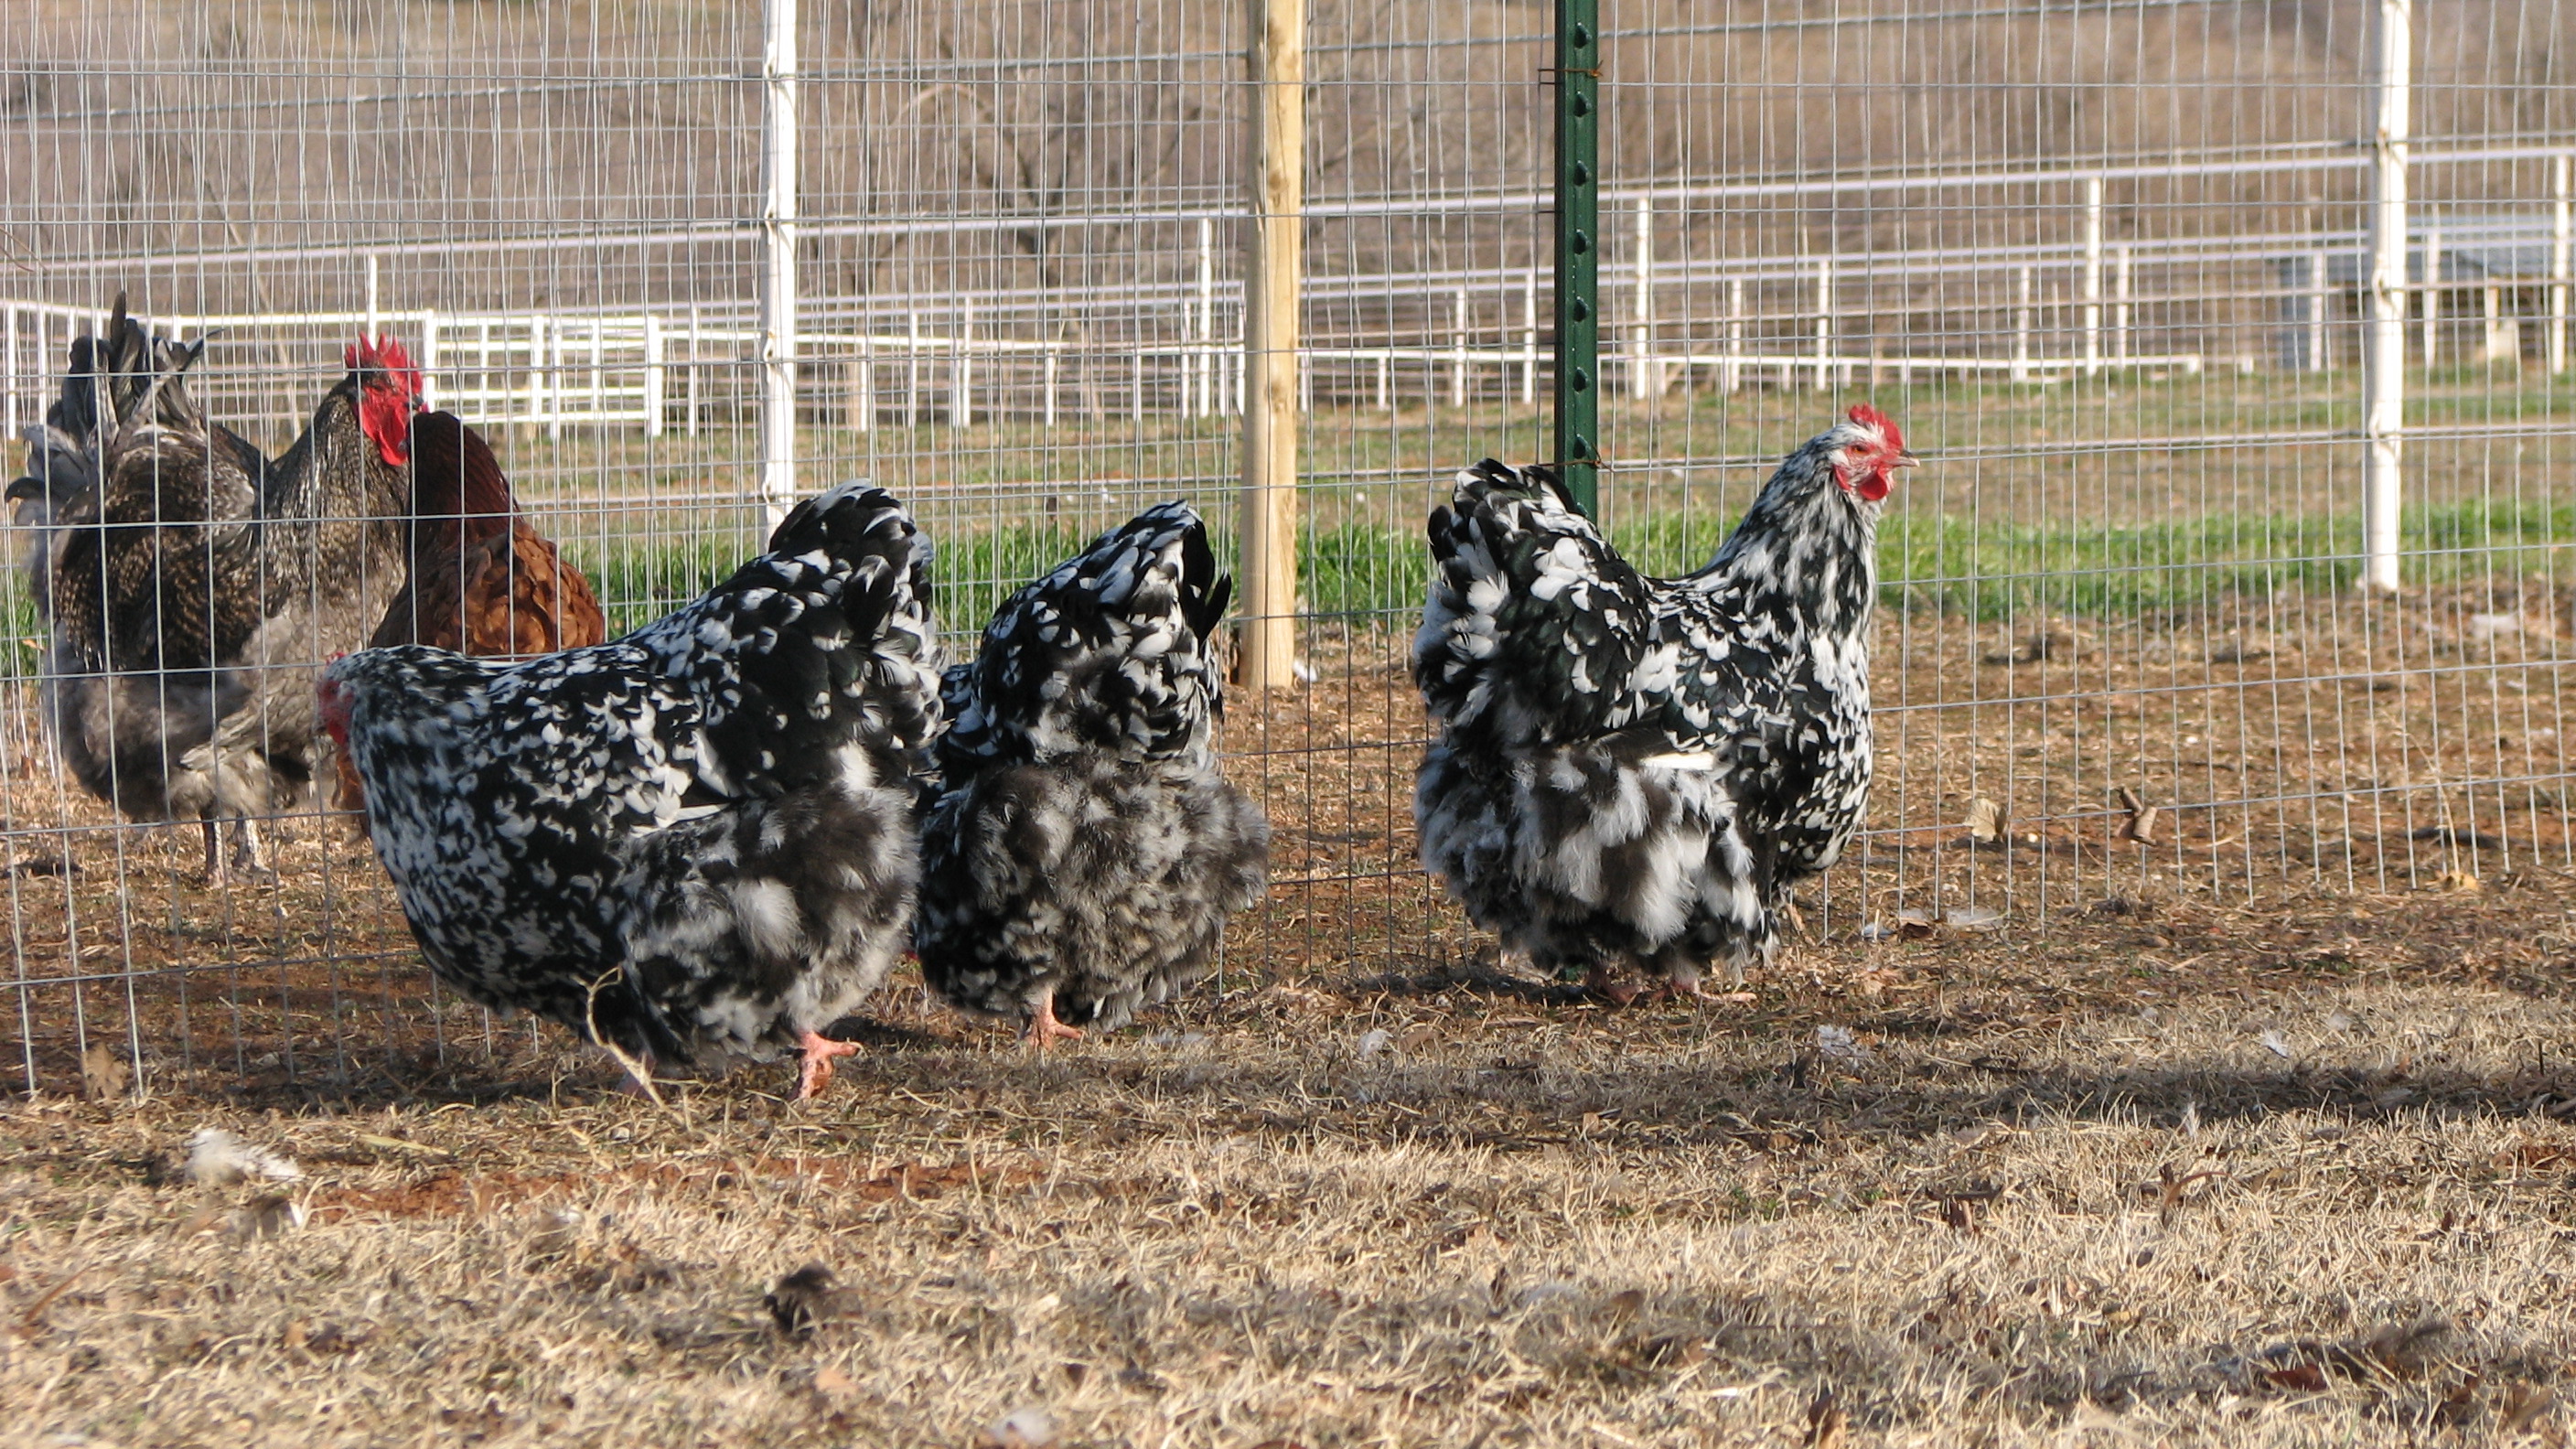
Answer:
xmin=1238 ymin=0 xmax=1304 ymax=691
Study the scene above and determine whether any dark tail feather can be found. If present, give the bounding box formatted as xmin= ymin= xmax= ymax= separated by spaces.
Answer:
xmin=1175 ymin=517 xmax=1231 ymax=643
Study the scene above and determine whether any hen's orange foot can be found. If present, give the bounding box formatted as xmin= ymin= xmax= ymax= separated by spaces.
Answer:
xmin=793 ymin=1029 xmax=862 ymax=1100
xmin=1023 ymin=994 xmax=1087 ymax=1052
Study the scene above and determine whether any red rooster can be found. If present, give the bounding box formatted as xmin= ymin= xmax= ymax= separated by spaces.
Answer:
xmin=365 ymin=411 xmax=606 ymax=659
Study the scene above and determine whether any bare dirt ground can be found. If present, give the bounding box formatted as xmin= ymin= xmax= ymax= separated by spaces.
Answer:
xmin=4 ymin=617 xmax=2576 ymax=1445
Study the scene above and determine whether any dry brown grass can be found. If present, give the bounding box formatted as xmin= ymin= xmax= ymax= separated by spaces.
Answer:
xmin=8 ymin=870 xmax=2576 ymax=1445
xmin=3 ymin=601 xmax=2576 ymax=1444
xmin=6 ymin=592 xmax=2576 ymax=1082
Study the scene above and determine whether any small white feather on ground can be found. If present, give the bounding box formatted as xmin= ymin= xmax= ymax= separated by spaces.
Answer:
xmin=183 ymin=1126 xmax=303 ymax=1186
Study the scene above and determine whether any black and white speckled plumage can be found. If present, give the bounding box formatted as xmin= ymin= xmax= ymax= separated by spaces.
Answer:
xmin=1414 ymin=406 xmax=1912 ymax=991
xmin=321 ymin=483 xmax=945 ymax=1080
xmin=916 ymin=502 xmax=1269 ymax=1037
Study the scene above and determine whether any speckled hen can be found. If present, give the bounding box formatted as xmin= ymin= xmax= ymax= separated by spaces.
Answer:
xmin=1413 ymin=405 xmax=1916 ymax=1000
xmin=915 ymin=502 xmax=1270 ymax=1047
xmin=319 ymin=483 xmax=945 ymax=1099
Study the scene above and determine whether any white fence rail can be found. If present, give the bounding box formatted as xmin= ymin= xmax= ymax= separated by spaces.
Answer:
xmin=10 ymin=188 xmax=2564 ymax=444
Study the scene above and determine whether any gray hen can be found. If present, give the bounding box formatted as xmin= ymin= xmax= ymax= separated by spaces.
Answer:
xmin=916 ymin=502 xmax=1270 ymax=1047
xmin=20 ymin=308 xmax=270 ymax=866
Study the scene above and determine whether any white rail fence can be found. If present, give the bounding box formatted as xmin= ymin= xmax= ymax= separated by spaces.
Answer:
xmin=5 ymin=199 xmax=2568 ymax=443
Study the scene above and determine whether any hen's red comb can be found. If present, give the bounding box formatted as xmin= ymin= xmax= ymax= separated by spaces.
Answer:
xmin=344 ymin=334 xmax=423 ymax=394
xmin=1846 ymin=402 xmax=1903 ymax=452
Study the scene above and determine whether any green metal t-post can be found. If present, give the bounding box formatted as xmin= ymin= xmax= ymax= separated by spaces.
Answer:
xmin=1553 ymin=0 xmax=1601 ymax=517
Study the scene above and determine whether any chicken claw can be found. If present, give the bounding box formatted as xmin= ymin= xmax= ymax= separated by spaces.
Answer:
xmin=1023 ymin=992 xmax=1086 ymax=1051
xmin=1582 ymin=963 xmax=1645 ymax=1006
xmin=793 ymin=1029 xmax=861 ymax=1100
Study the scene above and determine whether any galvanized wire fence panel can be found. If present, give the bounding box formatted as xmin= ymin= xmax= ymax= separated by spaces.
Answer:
xmin=0 ymin=0 xmax=2568 ymax=1096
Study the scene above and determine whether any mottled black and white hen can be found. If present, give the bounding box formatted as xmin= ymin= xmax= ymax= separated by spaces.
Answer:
xmin=1414 ymin=405 xmax=1916 ymax=1000
xmin=917 ymin=502 xmax=1270 ymax=1047
xmin=319 ymin=483 xmax=945 ymax=1098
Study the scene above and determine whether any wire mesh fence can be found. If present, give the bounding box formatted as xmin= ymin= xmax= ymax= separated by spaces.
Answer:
xmin=0 ymin=0 xmax=2571 ymax=1099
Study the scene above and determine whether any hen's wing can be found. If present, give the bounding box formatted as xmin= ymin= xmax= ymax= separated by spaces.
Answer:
xmin=564 ymin=480 xmax=941 ymax=807
xmin=1415 ymin=459 xmax=1670 ymax=751
xmin=480 ymin=525 xmax=606 ymax=655
xmin=940 ymin=500 xmax=1229 ymax=774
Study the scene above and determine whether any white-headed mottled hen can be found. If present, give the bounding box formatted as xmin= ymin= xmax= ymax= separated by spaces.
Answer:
xmin=1413 ymin=405 xmax=1916 ymax=1001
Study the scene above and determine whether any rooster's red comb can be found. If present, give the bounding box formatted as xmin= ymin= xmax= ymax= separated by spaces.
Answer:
xmin=1846 ymin=402 xmax=1903 ymax=451
xmin=345 ymin=334 xmax=422 ymax=395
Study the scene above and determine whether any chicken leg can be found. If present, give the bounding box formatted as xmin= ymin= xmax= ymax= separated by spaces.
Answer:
xmin=199 ymin=817 xmax=271 ymax=886
xmin=1024 ymin=990 xmax=1085 ymax=1051
xmin=1581 ymin=962 xmax=1645 ymax=1006
xmin=793 ymin=1028 xmax=861 ymax=1100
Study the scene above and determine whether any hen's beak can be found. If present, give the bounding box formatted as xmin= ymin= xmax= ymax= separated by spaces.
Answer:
xmin=1893 ymin=450 xmax=1920 ymax=468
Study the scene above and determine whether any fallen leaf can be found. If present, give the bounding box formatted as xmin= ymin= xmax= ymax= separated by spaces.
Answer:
xmin=12 ymin=1268 xmax=81 ymax=1337
xmin=2116 ymin=786 xmax=2162 ymax=845
xmin=232 ymin=1195 xmax=306 ymax=1239
xmin=80 ymin=1046 xmax=130 ymax=1102
xmin=285 ymin=1319 xmax=372 ymax=1356
xmin=2500 ymin=1381 xmax=2557 ymax=1434
xmin=2264 ymin=1363 xmax=2329 ymax=1392
xmin=2360 ymin=1314 xmax=2452 ymax=1378
xmin=2154 ymin=1162 xmax=2218 ymax=1226
xmin=1965 ymin=797 xmax=2007 ymax=844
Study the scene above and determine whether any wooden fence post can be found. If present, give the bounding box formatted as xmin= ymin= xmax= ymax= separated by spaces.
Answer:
xmin=1237 ymin=0 xmax=1304 ymax=691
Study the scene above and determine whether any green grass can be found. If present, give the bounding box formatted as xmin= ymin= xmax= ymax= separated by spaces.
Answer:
xmin=464 ymin=494 xmax=2576 ymax=642
xmin=1289 ymin=496 xmax=2576 ymax=626
xmin=5 ymin=495 xmax=2567 ymax=686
